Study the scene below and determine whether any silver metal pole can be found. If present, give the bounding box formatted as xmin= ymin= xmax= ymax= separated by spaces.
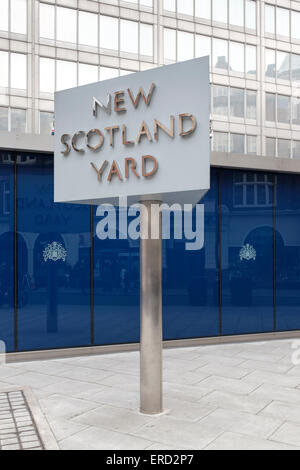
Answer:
xmin=139 ymin=200 xmax=163 ymax=415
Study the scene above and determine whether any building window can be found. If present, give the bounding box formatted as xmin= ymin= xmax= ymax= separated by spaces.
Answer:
xmin=266 ymin=137 xmax=276 ymax=157
xmin=164 ymin=28 xmax=176 ymax=61
xmin=195 ymin=0 xmax=211 ymax=20
xmin=10 ymin=0 xmax=27 ymax=34
xmin=245 ymin=0 xmax=256 ymax=30
xmin=100 ymin=67 xmax=119 ymax=81
xmin=177 ymin=31 xmax=193 ymax=62
xmin=230 ymin=88 xmax=244 ymax=118
xmin=292 ymin=98 xmax=300 ymax=126
xmin=140 ymin=23 xmax=153 ymax=57
xmin=213 ymin=132 xmax=228 ymax=152
xmin=40 ymin=58 xmax=55 ymax=94
xmin=40 ymin=112 xmax=53 ymax=135
xmin=120 ymin=19 xmax=139 ymax=54
xmin=0 ymin=0 xmax=9 ymax=31
xmin=233 ymin=173 xmax=274 ymax=207
xmin=277 ymin=95 xmax=290 ymax=124
xmin=39 ymin=3 xmax=54 ymax=40
xmin=213 ymin=38 xmax=228 ymax=71
xmin=78 ymin=63 xmax=98 ymax=86
xmin=0 ymin=51 xmax=9 ymax=88
xmin=213 ymin=0 xmax=228 ymax=24
xmin=0 ymin=107 xmax=8 ymax=131
xmin=57 ymin=7 xmax=77 ymax=44
xmin=11 ymin=108 xmax=26 ymax=133
xmin=163 ymin=0 xmax=175 ymax=11
xmin=291 ymin=11 xmax=300 ymax=41
xmin=278 ymin=139 xmax=291 ymax=158
xmin=213 ymin=85 xmax=228 ymax=116
xmin=229 ymin=0 xmax=243 ymax=27
xmin=177 ymin=0 xmax=193 ymax=16
xmin=265 ymin=49 xmax=276 ymax=78
xmin=246 ymin=90 xmax=256 ymax=120
xmin=292 ymin=141 xmax=300 ymax=159
xmin=10 ymin=53 xmax=27 ymax=90
xmin=56 ymin=60 xmax=77 ymax=92
xmin=247 ymin=135 xmax=257 ymax=155
xmin=229 ymin=42 xmax=244 ymax=74
xmin=276 ymin=7 xmax=290 ymax=38
xmin=100 ymin=16 xmax=119 ymax=51
xmin=277 ymin=51 xmax=290 ymax=81
xmin=265 ymin=4 xmax=275 ymax=34
xmin=266 ymin=93 xmax=276 ymax=122
xmin=230 ymin=133 xmax=245 ymax=153
xmin=195 ymin=35 xmax=211 ymax=59
xmin=246 ymin=45 xmax=256 ymax=76
xmin=78 ymin=11 xmax=98 ymax=47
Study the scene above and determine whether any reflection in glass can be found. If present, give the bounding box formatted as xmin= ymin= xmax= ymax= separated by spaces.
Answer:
xmin=163 ymin=169 xmax=219 ymax=340
xmin=265 ymin=49 xmax=276 ymax=78
xmin=229 ymin=42 xmax=244 ymax=73
xmin=0 ymin=108 xmax=8 ymax=131
xmin=291 ymin=54 xmax=300 ymax=82
xmin=164 ymin=28 xmax=176 ymax=61
xmin=40 ymin=112 xmax=53 ymax=135
xmin=11 ymin=53 xmax=27 ymax=90
xmin=213 ymin=38 xmax=228 ymax=70
xmin=78 ymin=64 xmax=98 ymax=86
xmin=11 ymin=109 xmax=26 ymax=133
xmin=245 ymin=45 xmax=256 ymax=76
xmin=0 ymin=0 xmax=8 ymax=31
xmin=177 ymin=31 xmax=193 ymax=62
xmin=245 ymin=0 xmax=256 ymax=30
xmin=17 ymin=156 xmax=91 ymax=350
xmin=100 ymin=16 xmax=119 ymax=51
xmin=277 ymin=51 xmax=290 ymax=81
xmin=0 ymin=51 xmax=9 ymax=88
xmin=292 ymin=97 xmax=300 ymax=126
xmin=57 ymin=7 xmax=77 ymax=43
xmin=291 ymin=11 xmax=300 ymax=40
xmin=79 ymin=11 xmax=98 ymax=47
xmin=56 ymin=60 xmax=77 ymax=91
xmin=278 ymin=139 xmax=290 ymax=158
xmin=266 ymin=137 xmax=276 ymax=157
xmin=11 ymin=0 xmax=27 ymax=34
xmin=0 ymin=154 xmax=14 ymax=350
xmin=195 ymin=0 xmax=210 ymax=20
xmin=39 ymin=58 xmax=55 ymax=93
xmin=265 ymin=4 xmax=275 ymax=34
xmin=213 ymin=0 xmax=228 ymax=23
xmin=39 ymin=3 xmax=54 ymax=39
xmin=140 ymin=23 xmax=153 ymax=57
xmin=246 ymin=90 xmax=256 ymax=120
xmin=266 ymin=93 xmax=276 ymax=122
xmin=229 ymin=0 xmax=243 ymax=27
xmin=292 ymin=141 xmax=300 ymax=159
xmin=213 ymin=132 xmax=228 ymax=152
xmin=221 ymin=170 xmax=274 ymax=334
xmin=276 ymin=174 xmax=300 ymax=330
xmin=120 ymin=20 xmax=138 ymax=54
xmin=230 ymin=88 xmax=244 ymax=118
xmin=230 ymin=134 xmax=245 ymax=153
xmin=277 ymin=94 xmax=290 ymax=124
xmin=277 ymin=7 xmax=290 ymax=37
xmin=213 ymin=85 xmax=228 ymax=116
xmin=247 ymin=135 xmax=257 ymax=155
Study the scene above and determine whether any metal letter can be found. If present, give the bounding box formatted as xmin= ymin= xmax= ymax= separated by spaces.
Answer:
xmin=86 ymin=129 xmax=104 ymax=151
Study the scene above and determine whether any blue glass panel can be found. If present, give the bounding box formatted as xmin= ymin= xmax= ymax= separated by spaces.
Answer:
xmin=93 ymin=207 xmax=140 ymax=345
xmin=221 ymin=169 xmax=274 ymax=334
xmin=163 ymin=168 xmax=220 ymax=339
xmin=0 ymin=152 xmax=15 ymax=352
xmin=276 ymin=173 xmax=300 ymax=331
xmin=17 ymin=154 xmax=91 ymax=350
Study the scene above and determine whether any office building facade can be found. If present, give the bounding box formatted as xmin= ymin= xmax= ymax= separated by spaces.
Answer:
xmin=1 ymin=0 xmax=300 ymax=353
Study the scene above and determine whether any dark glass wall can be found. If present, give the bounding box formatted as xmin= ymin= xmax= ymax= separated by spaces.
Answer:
xmin=163 ymin=168 xmax=220 ymax=339
xmin=16 ymin=154 xmax=91 ymax=350
xmin=0 ymin=151 xmax=300 ymax=352
xmin=221 ymin=170 xmax=274 ymax=334
xmin=276 ymin=174 xmax=300 ymax=331
xmin=0 ymin=152 xmax=15 ymax=351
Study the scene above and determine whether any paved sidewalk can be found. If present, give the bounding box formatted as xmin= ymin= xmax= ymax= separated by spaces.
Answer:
xmin=0 ymin=338 xmax=300 ymax=450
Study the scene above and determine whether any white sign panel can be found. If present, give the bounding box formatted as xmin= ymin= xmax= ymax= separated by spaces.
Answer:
xmin=54 ymin=57 xmax=210 ymax=206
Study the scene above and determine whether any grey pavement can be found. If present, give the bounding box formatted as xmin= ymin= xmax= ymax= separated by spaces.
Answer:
xmin=0 ymin=338 xmax=300 ymax=450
